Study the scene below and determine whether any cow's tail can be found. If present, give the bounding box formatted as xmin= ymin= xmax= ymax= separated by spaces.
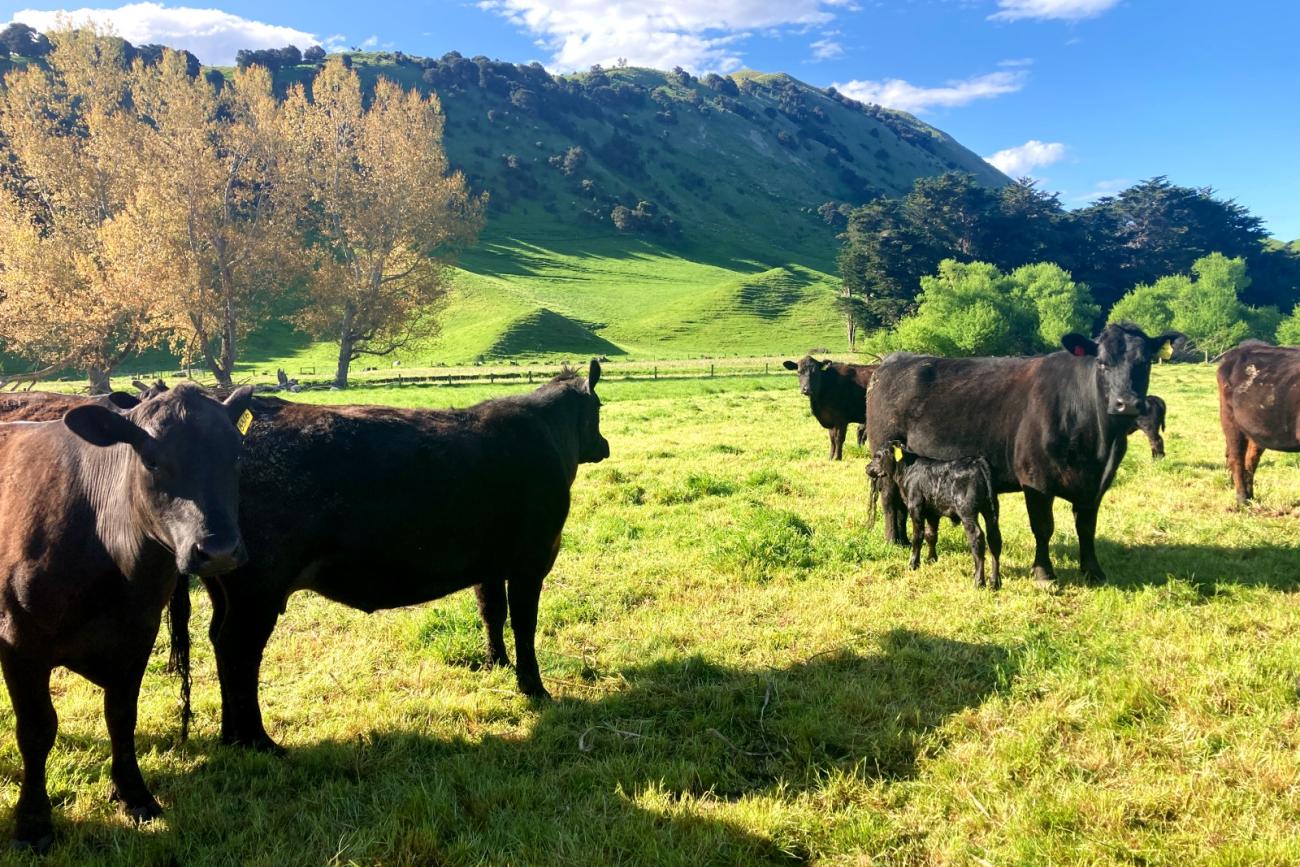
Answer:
xmin=980 ymin=458 xmax=998 ymax=520
xmin=867 ymin=470 xmax=881 ymax=528
xmin=166 ymin=577 xmax=193 ymax=743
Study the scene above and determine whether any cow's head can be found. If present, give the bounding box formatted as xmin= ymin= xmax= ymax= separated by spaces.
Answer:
xmin=866 ymin=440 xmax=908 ymax=527
xmin=1061 ymin=323 xmax=1182 ymax=417
xmin=579 ymin=359 xmax=610 ymax=463
xmin=782 ymin=356 xmax=832 ymax=398
xmin=63 ymin=382 xmax=255 ymax=576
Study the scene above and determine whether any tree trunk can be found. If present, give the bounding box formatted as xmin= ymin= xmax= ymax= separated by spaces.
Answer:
xmin=87 ymin=367 xmax=112 ymax=395
xmin=333 ymin=304 xmax=356 ymax=389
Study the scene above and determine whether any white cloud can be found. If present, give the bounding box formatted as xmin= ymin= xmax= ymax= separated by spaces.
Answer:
xmin=990 ymin=0 xmax=1121 ymax=22
xmin=478 ymin=0 xmax=856 ymax=72
xmin=10 ymin=3 xmax=323 ymax=66
xmin=984 ymin=139 xmax=1066 ymax=176
xmin=1071 ymin=178 xmax=1129 ymax=203
xmin=998 ymin=57 xmax=1034 ymax=67
xmin=810 ymin=36 xmax=843 ymax=60
xmin=833 ymin=69 xmax=1027 ymax=113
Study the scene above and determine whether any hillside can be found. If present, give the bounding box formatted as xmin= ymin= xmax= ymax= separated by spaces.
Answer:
xmin=206 ymin=52 xmax=1006 ymax=369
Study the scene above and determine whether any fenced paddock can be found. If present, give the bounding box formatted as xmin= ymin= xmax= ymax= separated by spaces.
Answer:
xmin=2 ymin=364 xmax=1299 ymax=865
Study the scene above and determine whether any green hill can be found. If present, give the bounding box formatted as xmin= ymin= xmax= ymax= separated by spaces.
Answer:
xmin=225 ymin=52 xmax=1005 ymax=368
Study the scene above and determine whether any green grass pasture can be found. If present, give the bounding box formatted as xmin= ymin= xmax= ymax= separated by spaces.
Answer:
xmin=2 ymin=365 xmax=1299 ymax=865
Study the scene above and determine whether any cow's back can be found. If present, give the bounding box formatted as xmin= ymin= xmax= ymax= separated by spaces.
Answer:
xmin=1218 ymin=343 xmax=1300 ymax=451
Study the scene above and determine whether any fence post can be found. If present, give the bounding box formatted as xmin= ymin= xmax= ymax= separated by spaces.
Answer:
xmin=490 ymin=373 xmax=495 ymax=385
xmin=447 ymin=373 xmax=453 ymax=386
xmin=765 ymin=362 xmax=769 ymax=374
xmin=528 ymin=371 xmax=532 ymax=384
xmin=710 ymin=364 xmax=715 ymax=378
xmin=398 ymin=373 xmax=403 ymax=387
xmin=654 ymin=366 xmax=657 ymax=380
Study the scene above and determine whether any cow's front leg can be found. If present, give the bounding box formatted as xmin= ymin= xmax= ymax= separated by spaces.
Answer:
xmin=207 ymin=579 xmax=285 ymax=754
xmin=1023 ymin=489 xmax=1057 ymax=588
xmin=1074 ymin=501 xmax=1106 ymax=584
xmin=104 ymin=669 xmax=162 ymax=823
xmin=829 ymin=425 xmax=846 ymax=461
xmin=475 ymin=579 xmax=511 ymax=668
xmin=908 ymin=509 xmax=924 ymax=570
xmin=1 ymin=653 xmax=56 ymax=853
xmin=507 ymin=575 xmax=550 ymax=700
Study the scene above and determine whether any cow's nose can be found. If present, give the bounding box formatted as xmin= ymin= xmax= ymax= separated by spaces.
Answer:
xmin=800 ymin=386 xmax=811 ymax=395
xmin=1109 ymin=398 xmax=1140 ymax=416
xmin=188 ymin=538 xmax=247 ymax=576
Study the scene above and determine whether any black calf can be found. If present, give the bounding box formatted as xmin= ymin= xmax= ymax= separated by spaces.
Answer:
xmin=868 ymin=443 xmax=1002 ymax=589
xmin=1132 ymin=394 xmax=1167 ymax=459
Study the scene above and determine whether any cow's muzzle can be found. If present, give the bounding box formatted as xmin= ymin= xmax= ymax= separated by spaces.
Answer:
xmin=1108 ymin=397 xmax=1142 ymax=416
xmin=185 ymin=537 xmax=248 ymax=576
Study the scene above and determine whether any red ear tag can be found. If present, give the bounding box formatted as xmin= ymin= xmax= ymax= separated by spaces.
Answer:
xmin=1072 ymin=346 xmax=1086 ymax=357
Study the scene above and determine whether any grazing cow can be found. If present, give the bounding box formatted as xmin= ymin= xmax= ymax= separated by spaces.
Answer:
xmin=781 ymin=356 xmax=877 ymax=459
xmin=1131 ymin=394 xmax=1168 ymax=459
xmin=194 ymin=361 xmax=609 ymax=753
xmin=867 ymin=442 xmax=1002 ymax=589
xmin=0 ymin=383 xmax=252 ymax=851
xmin=1217 ymin=341 xmax=1300 ymax=503
xmin=867 ymin=323 xmax=1181 ymax=587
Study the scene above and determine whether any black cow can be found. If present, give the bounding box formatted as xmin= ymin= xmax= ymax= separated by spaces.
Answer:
xmin=866 ymin=323 xmax=1180 ymax=588
xmin=1217 ymin=341 xmax=1300 ymax=503
xmin=867 ymin=442 xmax=1002 ymax=589
xmin=194 ymin=361 xmax=608 ymax=753
xmin=1131 ymin=394 xmax=1167 ymax=459
xmin=0 ymin=383 xmax=252 ymax=851
xmin=0 ymin=389 xmax=140 ymax=420
xmin=782 ymin=356 xmax=877 ymax=459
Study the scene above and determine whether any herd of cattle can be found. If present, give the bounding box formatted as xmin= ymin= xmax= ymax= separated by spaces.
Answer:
xmin=0 ymin=330 xmax=1296 ymax=850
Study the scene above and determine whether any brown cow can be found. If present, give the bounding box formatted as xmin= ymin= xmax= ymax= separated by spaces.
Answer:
xmin=782 ymin=356 xmax=877 ymax=459
xmin=0 ymin=383 xmax=252 ymax=851
xmin=1217 ymin=341 xmax=1300 ymax=503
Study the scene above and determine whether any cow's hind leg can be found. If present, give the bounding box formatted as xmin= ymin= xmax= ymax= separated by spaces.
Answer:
xmin=1244 ymin=439 xmax=1266 ymax=503
xmin=924 ymin=516 xmax=939 ymax=563
xmin=1 ymin=654 xmax=56 ymax=852
xmin=1074 ymin=501 xmax=1106 ymax=584
xmin=507 ymin=575 xmax=550 ymax=700
xmin=1221 ymin=410 xmax=1251 ymax=504
xmin=962 ymin=516 xmax=986 ymax=588
xmin=103 ymin=664 xmax=162 ymax=823
xmin=475 ymin=579 xmax=511 ymax=668
xmin=984 ymin=507 xmax=1002 ymax=591
xmin=1023 ymin=489 xmax=1058 ymax=588
xmin=208 ymin=580 xmax=285 ymax=754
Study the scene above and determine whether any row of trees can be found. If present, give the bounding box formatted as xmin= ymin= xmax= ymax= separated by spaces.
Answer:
xmin=837 ymin=173 xmax=1300 ymax=337
xmin=872 ymin=253 xmax=1299 ymax=359
xmin=0 ymin=29 xmax=483 ymax=390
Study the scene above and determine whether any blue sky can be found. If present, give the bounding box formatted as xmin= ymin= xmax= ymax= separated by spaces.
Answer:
xmin=5 ymin=0 xmax=1298 ymax=238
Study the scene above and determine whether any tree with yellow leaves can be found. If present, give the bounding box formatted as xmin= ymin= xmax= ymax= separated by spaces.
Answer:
xmin=0 ymin=27 xmax=166 ymax=392
xmin=127 ymin=51 xmax=301 ymax=387
xmin=283 ymin=58 xmax=484 ymax=388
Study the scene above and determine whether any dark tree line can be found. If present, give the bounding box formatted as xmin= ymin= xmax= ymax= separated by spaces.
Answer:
xmin=838 ymin=173 xmax=1300 ymax=331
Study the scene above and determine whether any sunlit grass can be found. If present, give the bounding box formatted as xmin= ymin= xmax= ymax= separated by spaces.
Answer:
xmin=2 ymin=364 xmax=1298 ymax=865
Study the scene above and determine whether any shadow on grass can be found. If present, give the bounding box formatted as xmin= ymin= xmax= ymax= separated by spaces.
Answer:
xmin=1094 ymin=539 xmax=1300 ymax=595
xmin=20 ymin=630 xmax=1012 ymax=865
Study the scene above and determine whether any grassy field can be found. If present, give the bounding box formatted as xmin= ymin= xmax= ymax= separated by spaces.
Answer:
xmin=3 ymin=364 xmax=1300 ymax=865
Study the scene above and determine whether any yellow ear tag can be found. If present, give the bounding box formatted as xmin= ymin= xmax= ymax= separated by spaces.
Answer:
xmin=236 ymin=409 xmax=253 ymax=436
xmin=1157 ymin=341 xmax=1173 ymax=361
xmin=892 ymin=445 xmax=903 ymax=461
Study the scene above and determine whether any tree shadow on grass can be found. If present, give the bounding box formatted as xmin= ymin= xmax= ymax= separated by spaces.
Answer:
xmin=19 ymin=629 xmax=1013 ymax=866
xmin=1093 ymin=539 xmax=1300 ymax=595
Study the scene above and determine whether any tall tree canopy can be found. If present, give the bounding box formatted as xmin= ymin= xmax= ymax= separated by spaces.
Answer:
xmin=283 ymin=58 xmax=484 ymax=388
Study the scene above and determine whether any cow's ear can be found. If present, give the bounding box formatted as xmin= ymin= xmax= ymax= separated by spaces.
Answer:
xmin=223 ymin=386 xmax=255 ymax=430
xmin=64 ymin=405 xmax=153 ymax=453
xmin=1148 ymin=331 xmax=1184 ymax=359
xmin=587 ymin=358 xmax=602 ymax=391
xmin=107 ymin=391 xmax=141 ymax=410
xmin=1061 ymin=334 xmax=1098 ymax=357
xmin=782 ymin=360 xmax=798 ymax=371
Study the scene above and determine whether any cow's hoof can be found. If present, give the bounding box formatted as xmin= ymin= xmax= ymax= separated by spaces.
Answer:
xmin=10 ymin=833 xmax=53 ymax=855
xmin=519 ymin=682 xmax=552 ymax=701
xmin=123 ymin=800 xmax=163 ymax=825
xmin=224 ymin=733 xmax=287 ymax=756
xmin=1032 ymin=567 xmax=1060 ymax=592
xmin=1084 ymin=570 xmax=1107 ymax=586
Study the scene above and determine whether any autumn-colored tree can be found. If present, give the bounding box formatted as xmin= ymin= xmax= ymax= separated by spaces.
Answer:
xmin=0 ymin=27 xmax=166 ymax=391
xmin=283 ymin=58 xmax=484 ymax=388
xmin=127 ymin=51 xmax=299 ymax=386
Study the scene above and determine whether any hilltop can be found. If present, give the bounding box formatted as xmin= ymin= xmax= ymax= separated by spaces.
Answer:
xmin=224 ymin=52 xmax=1008 ymax=368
